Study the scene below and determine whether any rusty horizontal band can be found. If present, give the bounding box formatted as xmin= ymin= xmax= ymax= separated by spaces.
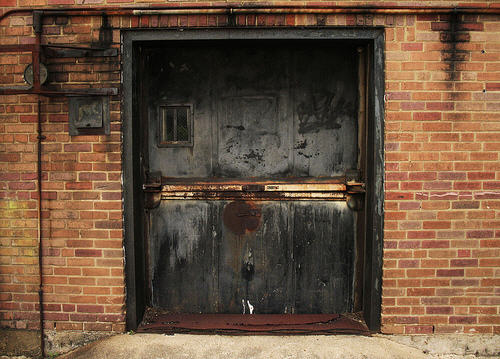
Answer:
xmin=2 ymin=5 xmax=500 ymax=23
xmin=0 ymin=87 xmax=118 ymax=96
xmin=159 ymin=191 xmax=348 ymax=201
xmin=158 ymin=183 xmax=347 ymax=192
xmin=0 ymin=44 xmax=38 ymax=52
xmin=137 ymin=313 xmax=370 ymax=335
xmin=132 ymin=7 xmax=500 ymax=16
xmin=143 ymin=179 xmax=364 ymax=201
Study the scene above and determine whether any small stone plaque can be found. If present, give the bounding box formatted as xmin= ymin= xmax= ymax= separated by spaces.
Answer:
xmin=69 ymin=96 xmax=110 ymax=136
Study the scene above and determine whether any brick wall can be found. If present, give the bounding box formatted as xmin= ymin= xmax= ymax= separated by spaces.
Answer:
xmin=0 ymin=1 xmax=499 ymax=335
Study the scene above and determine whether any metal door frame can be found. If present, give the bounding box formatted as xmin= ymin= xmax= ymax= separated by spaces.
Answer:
xmin=122 ymin=27 xmax=385 ymax=331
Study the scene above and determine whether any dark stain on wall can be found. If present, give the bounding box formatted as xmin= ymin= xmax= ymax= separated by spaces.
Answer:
xmin=436 ymin=12 xmax=474 ymax=83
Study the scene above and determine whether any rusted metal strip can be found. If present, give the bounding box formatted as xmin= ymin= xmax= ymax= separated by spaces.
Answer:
xmin=137 ymin=313 xmax=370 ymax=335
xmin=143 ymin=178 xmax=364 ymax=201
xmin=159 ymin=191 xmax=347 ymax=201
xmin=2 ymin=5 xmax=500 ymax=23
xmin=0 ymin=87 xmax=118 ymax=96
xmin=0 ymin=44 xmax=38 ymax=52
xmin=157 ymin=183 xmax=347 ymax=193
xmin=133 ymin=7 xmax=500 ymax=16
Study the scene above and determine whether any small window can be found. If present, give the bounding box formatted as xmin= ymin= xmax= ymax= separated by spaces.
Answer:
xmin=158 ymin=105 xmax=193 ymax=147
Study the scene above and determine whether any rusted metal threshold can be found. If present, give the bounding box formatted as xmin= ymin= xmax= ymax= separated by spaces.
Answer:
xmin=137 ymin=313 xmax=370 ymax=335
xmin=143 ymin=176 xmax=365 ymax=203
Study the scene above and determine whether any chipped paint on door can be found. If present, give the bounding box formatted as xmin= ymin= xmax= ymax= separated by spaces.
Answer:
xmin=144 ymin=41 xmax=362 ymax=315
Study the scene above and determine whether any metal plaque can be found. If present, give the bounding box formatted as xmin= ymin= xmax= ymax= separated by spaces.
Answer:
xmin=69 ymin=96 xmax=110 ymax=136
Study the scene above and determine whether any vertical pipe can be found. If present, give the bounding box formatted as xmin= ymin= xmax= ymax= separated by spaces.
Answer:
xmin=33 ymin=11 xmax=45 ymax=358
xmin=32 ymin=16 xmax=42 ymax=92
xmin=37 ymin=99 xmax=45 ymax=358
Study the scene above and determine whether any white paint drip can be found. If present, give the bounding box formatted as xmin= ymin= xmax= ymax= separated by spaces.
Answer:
xmin=476 ymin=191 xmax=500 ymax=196
xmin=247 ymin=300 xmax=254 ymax=314
xmin=242 ymin=299 xmax=246 ymax=314
xmin=430 ymin=192 xmax=458 ymax=198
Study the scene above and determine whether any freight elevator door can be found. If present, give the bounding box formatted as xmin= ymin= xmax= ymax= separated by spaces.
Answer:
xmin=142 ymin=42 xmax=363 ymax=315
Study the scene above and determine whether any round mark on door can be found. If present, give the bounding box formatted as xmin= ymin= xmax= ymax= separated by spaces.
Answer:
xmin=223 ymin=201 xmax=261 ymax=235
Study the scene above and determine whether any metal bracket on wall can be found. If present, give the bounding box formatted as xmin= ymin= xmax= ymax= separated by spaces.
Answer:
xmin=43 ymin=44 xmax=118 ymax=58
xmin=0 ymin=11 xmax=118 ymax=97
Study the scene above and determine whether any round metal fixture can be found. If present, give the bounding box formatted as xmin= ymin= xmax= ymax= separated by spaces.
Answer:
xmin=23 ymin=63 xmax=48 ymax=86
xmin=347 ymin=195 xmax=363 ymax=211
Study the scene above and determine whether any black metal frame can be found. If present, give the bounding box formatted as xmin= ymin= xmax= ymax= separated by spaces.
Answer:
xmin=122 ymin=27 xmax=384 ymax=331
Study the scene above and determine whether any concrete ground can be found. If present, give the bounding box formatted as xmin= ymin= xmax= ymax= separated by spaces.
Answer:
xmin=54 ymin=333 xmax=499 ymax=359
xmin=1 ymin=332 xmax=499 ymax=358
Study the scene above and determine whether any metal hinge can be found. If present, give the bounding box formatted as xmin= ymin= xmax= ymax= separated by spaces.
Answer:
xmin=143 ymin=171 xmax=162 ymax=192
xmin=143 ymin=171 xmax=162 ymax=209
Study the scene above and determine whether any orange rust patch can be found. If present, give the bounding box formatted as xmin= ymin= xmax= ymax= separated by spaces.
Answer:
xmin=222 ymin=201 xmax=262 ymax=235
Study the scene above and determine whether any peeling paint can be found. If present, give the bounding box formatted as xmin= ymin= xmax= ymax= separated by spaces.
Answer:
xmin=247 ymin=300 xmax=255 ymax=314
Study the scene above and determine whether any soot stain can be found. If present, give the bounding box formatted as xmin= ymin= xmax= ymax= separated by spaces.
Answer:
xmin=242 ymin=149 xmax=264 ymax=162
xmin=297 ymin=91 xmax=353 ymax=134
xmin=294 ymin=139 xmax=308 ymax=150
xmin=437 ymin=12 xmax=471 ymax=83
xmin=226 ymin=125 xmax=246 ymax=131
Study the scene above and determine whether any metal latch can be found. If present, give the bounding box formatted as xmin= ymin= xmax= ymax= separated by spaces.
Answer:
xmin=344 ymin=170 xmax=365 ymax=211
xmin=143 ymin=171 xmax=162 ymax=192
xmin=242 ymin=184 xmax=265 ymax=192
xmin=143 ymin=171 xmax=162 ymax=209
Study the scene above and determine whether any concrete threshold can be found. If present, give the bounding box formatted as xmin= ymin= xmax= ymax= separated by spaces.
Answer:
xmin=1 ymin=330 xmax=499 ymax=358
xmin=56 ymin=333 xmax=499 ymax=359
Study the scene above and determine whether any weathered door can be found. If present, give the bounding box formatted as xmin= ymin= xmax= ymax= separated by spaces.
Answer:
xmin=142 ymin=42 xmax=362 ymax=315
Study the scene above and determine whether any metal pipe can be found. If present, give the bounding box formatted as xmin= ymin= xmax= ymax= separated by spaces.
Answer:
xmin=0 ymin=87 xmax=118 ymax=96
xmin=37 ymin=99 xmax=45 ymax=358
xmin=33 ymin=12 xmax=45 ymax=357
xmin=132 ymin=7 xmax=500 ymax=16
xmin=0 ymin=44 xmax=38 ymax=52
xmin=1 ymin=5 xmax=500 ymax=22
xmin=32 ymin=30 xmax=41 ymax=92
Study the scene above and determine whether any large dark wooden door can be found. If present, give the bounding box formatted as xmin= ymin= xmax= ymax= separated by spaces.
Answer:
xmin=142 ymin=42 xmax=363 ymax=315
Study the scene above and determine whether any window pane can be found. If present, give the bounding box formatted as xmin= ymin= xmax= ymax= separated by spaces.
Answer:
xmin=165 ymin=108 xmax=175 ymax=141
xmin=176 ymin=108 xmax=189 ymax=142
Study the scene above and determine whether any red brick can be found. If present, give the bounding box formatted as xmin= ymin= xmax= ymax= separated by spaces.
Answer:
xmin=75 ymin=249 xmax=102 ymax=257
xmin=450 ymin=316 xmax=477 ymax=324
xmin=467 ymin=230 xmax=494 ymax=239
xmin=450 ymin=259 xmax=478 ymax=267
xmin=77 ymin=305 xmax=104 ymax=313
xmin=413 ymin=112 xmax=441 ymax=121
xmin=405 ymin=325 xmax=434 ymax=334
xmin=426 ymin=307 xmax=453 ymax=315
xmin=64 ymin=143 xmax=91 ymax=152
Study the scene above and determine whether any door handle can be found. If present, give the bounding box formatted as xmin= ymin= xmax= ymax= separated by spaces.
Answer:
xmin=143 ymin=171 xmax=162 ymax=192
xmin=143 ymin=171 xmax=162 ymax=209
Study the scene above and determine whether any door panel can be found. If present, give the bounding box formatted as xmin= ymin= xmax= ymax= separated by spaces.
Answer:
xmin=144 ymin=42 xmax=360 ymax=315
xmin=217 ymin=95 xmax=289 ymax=177
xmin=150 ymin=200 xmax=354 ymax=314
xmin=293 ymin=46 xmax=358 ymax=177
xmin=293 ymin=202 xmax=354 ymax=313
xmin=150 ymin=201 xmax=217 ymax=312
xmin=147 ymin=47 xmax=214 ymax=177
xmin=218 ymin=201 xmax=290 ymax=314
xmin=215 ymin=45 xmax=291 ymax=177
